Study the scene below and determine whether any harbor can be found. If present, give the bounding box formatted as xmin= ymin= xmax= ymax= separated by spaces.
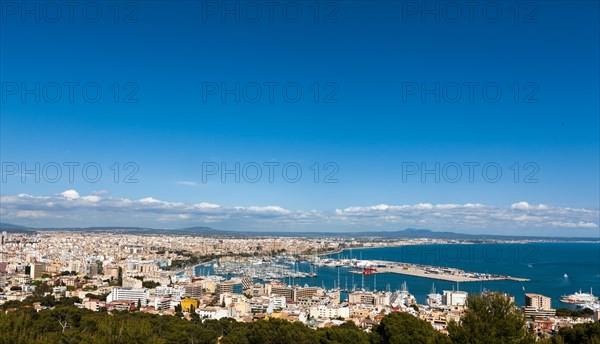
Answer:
xmin=210 ymin=256 xmax=317 ymax=281
xmin=192 ymin=253 xmax=529 ymax=285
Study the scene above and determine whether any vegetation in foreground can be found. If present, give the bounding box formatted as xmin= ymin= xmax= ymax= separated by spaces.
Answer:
xmin=0 ymin=295 xmax=598 ymax=344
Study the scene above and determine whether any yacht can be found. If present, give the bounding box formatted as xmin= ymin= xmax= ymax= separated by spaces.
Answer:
xmin=426 ymin=283 xmax=443 ymax=307
xmin=560 ymin=288 xmax=598 ymax=304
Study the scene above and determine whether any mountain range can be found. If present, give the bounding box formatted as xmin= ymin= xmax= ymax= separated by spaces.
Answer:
xmin=0 ymin=223 xmax=597 ymax=241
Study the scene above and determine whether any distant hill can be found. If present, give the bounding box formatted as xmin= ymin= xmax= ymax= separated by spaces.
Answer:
xmin=0 ymin=223 xmax=234 ymax=237
xmin=0 ymin=223 xmax=30 ymax=232
xmin=0 ymin=222 xmax=597 ymax=241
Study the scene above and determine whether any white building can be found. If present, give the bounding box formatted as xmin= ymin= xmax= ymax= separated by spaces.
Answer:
xmin=309 ymin=304 xmax=350 ymax=319
xmin=443 ymin=290 xmax=468 ymax=306
xmin=197 ymin=307 xmax=229 ymax=320
xmin=154 ymin=285 xmax=185 ymax=301
xmin=148 ymin=296 xmax=172 ymax=311
xmin=52 ymin=286 xmax=67 ymax=296
xmin=107 ymin=287 xmax=149 ymax=306
xmin=269 ymin=296 xmax=287 ymax=311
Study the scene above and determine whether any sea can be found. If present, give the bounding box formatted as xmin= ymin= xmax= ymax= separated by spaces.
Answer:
xmin=196 ymin=242 xmax=600 ymax=309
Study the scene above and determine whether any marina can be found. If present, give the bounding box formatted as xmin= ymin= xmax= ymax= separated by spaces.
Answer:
xmin=211 ymin=257 xmax=317 ymax=281
xmin=194 ymin=253 xmax=530 ymax=285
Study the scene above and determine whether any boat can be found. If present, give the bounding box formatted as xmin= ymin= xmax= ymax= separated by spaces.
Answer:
xmin=560 ymin=288 xmax=598 ymax=304
xmin=578 ymin=301 xmax=600 ymax=311
xmin=426 ymin=283 xmax=442 ymax=307
xmin=363 ymin=267 xmax=377 ymax=275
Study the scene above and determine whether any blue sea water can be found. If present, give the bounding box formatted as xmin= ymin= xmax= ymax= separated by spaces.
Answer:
xmin=197 ymin=242 xmax=600 ymax=309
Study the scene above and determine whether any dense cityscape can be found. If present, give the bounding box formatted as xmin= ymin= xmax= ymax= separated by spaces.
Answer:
xmin=1 ymin=230 xmax=598 ymax=343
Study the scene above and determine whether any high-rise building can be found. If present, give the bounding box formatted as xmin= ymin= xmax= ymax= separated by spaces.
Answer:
xmin=348 ymin=291 xmax=377 ymax=305
xmin=294 ymin=286 xmax=319 ymax=301
xmin=30 ymin=263 xmax=45 ymax=280
xmin=524 ymin=293 xmax=555 ymax=318
xmin=270 ymin=284 xmax=294 ymax=301
xmin=182 ymin=283 xmax=203 ymax=298
xmin=525 ymin=293 xmax=552 ymax=310
xmin=217 ymin=281 xmax=243 ymax=295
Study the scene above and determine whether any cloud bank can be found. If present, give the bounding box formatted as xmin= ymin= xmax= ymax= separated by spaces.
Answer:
xmin=0 ymin=190 xmax=597 ymax=235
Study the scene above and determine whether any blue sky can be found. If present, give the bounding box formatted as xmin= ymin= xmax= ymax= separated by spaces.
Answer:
xmin=0 ymin=1 xmax=598 ymax=236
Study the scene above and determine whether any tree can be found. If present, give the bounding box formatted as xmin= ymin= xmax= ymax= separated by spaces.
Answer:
xmin=447 ymin=295 xmax=535 ymax=344
xmin=371 ymin=311 xmax=450 ymax=344
xmin=318 ymin=321 xmax=369 ymax=344
xmin=142 ymin=280 xmax=161 ymax=289
xmin=34 ymin=282 xmax=52 ymax=296
xmin=556 ymin=308 xmax=594 ymax=317
xmin=552 ymin=322 xmax=600 ymax=344
xmin=174 ymin=304 xmax=183 ymax=318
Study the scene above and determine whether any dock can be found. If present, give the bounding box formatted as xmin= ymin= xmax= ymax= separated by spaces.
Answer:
xmin=371 ymin=260 xmax=529 ymax=282
xmin=326 ymin=257 xmax=529 ymax=283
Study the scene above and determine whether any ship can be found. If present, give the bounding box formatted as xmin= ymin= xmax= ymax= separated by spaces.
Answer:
xmin=560 ymin=288 xmax=598 ymax=304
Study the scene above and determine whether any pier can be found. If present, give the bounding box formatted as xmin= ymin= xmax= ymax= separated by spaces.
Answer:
xmin=371 ymin=260 xmax=529 ymax=282
xmin=318 ymin=257 xmax=530 ymax=283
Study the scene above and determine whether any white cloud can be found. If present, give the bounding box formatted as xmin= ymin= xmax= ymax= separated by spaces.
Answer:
xmin=193 ymin=202 xmax=220 ymax=210
xmin=549 ymin=221 xmax=599 ymax=228
xmin=16 ymin=210 xmax=48 ymax=218
xmin=176 ymin=181 xmax=198 ymax=187
xmin=334 ymin=202 xmax=598 ymax=232
xmin=0 ymin=190 xmax=598 ymax=233
xmin=139 ymin=197 xmax=161 ymax=204
xmin=60 ymin=190 xmax=80 ymax=200
xmin=243 ymin=206 xmax=290 ymax=215
xmin=81 ymin=195 xmax=101 ymax=203
xmin=511 ymin=201 xmax=548 ymax=210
